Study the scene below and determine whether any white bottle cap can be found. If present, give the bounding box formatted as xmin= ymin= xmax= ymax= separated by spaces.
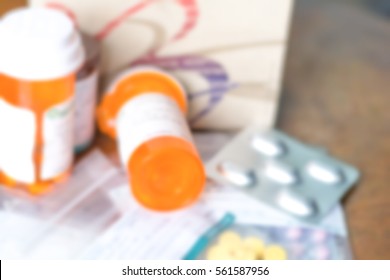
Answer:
xmin=0 ymin=7 xmax=85 ymax=80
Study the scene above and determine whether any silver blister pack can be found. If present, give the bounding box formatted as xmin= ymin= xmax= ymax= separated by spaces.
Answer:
xmin=206 ymin=126 xmax=360 ymax=223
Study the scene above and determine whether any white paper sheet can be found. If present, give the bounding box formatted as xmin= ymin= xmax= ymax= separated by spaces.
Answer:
xmin=0 ymin=150 xmax=124 ymax=259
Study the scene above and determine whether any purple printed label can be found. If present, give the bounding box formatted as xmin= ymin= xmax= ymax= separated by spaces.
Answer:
xmin=133 ymin=55 xmax=237 ymax=125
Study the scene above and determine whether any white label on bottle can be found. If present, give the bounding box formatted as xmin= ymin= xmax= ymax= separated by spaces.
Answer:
xmin=74 ymin=70 xmax=98 ymax=149
xmin=41 ymin=98 xmax=74 ymax=180
xmin=116 ymin=93 xmax=193 ymax=166
xmin=0 ymin=99 xmax=36 ymax=183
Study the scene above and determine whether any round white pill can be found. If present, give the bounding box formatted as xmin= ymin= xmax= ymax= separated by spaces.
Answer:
xmin=251 ymin=135 xmax=285 ymax=157
xmin=217 ymin=161 xmax=255 ymax=187
xmin=306 ymin=161 xmax=342 ymax=184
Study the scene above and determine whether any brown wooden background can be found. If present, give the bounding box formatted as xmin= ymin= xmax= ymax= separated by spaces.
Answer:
xmin=1 ymin=0 xmax=389 ymax=259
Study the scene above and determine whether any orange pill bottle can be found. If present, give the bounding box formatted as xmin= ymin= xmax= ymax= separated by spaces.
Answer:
xmin=0 ymin=8 xmax=84 ymax=194
xmin=97 ymin=67 xmax=205 ymax=211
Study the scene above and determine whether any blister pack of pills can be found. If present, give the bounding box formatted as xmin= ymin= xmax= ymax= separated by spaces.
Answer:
xmin=206 ymin=126 xmax=360 ymax=223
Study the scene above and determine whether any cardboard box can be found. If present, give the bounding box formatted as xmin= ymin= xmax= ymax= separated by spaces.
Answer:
xmin=29 ymin=0 xmax=294 ymax=130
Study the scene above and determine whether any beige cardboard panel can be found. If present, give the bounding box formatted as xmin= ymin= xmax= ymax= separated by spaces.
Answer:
xmin=101 ymin=22 xmax=157 ymax=74
xmin=130 ymin=0 xmax=188 ymax=44
xmin=171 ymin=70 xmax=209 ymax=98
xmin=170 ymin=45 xmax=285 ymax=128
xmin=28 ymin=0 xmax=293 ymax=130
xmin=169 ymin=45 xmax=285 ymax=89
xmin=204 ymin=44 xmax=286 ymax=86
xmin=30 ymin=0 xmax=292 ymax=49
xmin=30 ymin=0 xmax=149 ymax=34
xmin=160 ymin=0 xmax=293 ymax=55
xmin=30 ymin=0 xmax=292 ymax=76
xmin=169 ymin=45 xmax=285 ymax=94
xmin=191 ymin=86 xmax=277 ymax=130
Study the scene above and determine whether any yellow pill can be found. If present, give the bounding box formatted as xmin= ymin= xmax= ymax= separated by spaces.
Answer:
xmin=207 ymin=245 xmax=235 ymax=260
xmin=206 ymin=246 xmax=225 ymax=260
xmin=232 ymin=247 xmax=258 ymax=260
xmin=218 ymin=231 xmax=242 ymax=247
xmin=264 ymin=245 xmax=287 ymax=260
xmin=243 ymin=236 xmax=265 ymax=259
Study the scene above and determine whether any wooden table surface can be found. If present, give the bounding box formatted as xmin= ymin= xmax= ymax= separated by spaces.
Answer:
xmin=278 ymin=0 xmax=390 ymax=259
xmin=1 ymin=0 xmax=389 ymax=259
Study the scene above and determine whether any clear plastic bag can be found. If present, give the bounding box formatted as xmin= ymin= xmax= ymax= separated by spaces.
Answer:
xmin=189 ymin=223 xmax=352 ymax=260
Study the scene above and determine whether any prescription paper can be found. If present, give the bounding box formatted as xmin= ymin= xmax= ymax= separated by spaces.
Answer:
xmin=81 ymin=200 xmax=222 ymax=259
xmin=80 ymin=180 xmax=350 ymax=260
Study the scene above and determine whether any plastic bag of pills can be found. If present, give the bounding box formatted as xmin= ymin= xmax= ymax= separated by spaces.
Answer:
xmin=186 ymin=222 xmax=353 ymax=260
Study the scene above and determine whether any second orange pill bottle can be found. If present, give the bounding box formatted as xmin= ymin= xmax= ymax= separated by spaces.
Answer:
xmin=0 ymin=8 xmax=84 ymax=194
xmin=98 ymin=67 xmax=206 ymax=211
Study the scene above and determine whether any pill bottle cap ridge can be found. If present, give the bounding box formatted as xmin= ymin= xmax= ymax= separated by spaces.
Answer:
xmin=0 ymin=7 xmax=85 ymax=80
xmin=107 ymin=66 xmax=187 ymax=108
